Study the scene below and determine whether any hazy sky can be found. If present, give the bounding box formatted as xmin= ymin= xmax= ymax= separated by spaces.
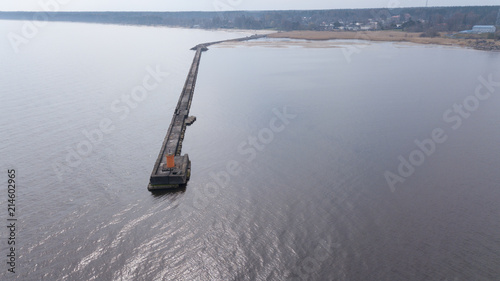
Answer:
xmin=1 ymin=0 xmax=499 ymax=12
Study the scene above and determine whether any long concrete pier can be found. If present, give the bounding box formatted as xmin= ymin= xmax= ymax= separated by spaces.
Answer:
xmin=148 ymin=46 xmax=204 ymax=191
xmin=148 ymin=34 xmax=267 ymax=191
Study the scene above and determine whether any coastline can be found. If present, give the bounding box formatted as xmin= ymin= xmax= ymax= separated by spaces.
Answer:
xmin=267 ymin=30 xmax=500 ymax=51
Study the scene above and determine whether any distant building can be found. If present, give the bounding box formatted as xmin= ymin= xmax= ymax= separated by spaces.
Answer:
xmin=390 ymin=15 xmax=401 ymax=24
xmin=471 ymin=25 xmax=496 ymax=33
xmin=459 ymin=25 xmax=496 ymax=34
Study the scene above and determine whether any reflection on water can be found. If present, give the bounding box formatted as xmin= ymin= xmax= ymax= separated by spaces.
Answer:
xmin=150 ymin=187 xmax=187 ymax=199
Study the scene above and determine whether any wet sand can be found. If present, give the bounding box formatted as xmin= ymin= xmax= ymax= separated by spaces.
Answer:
xmin=267 ymin=30 xmax=500 ymax=51
xmin=214 ymin=39 xmax=368 ymax=49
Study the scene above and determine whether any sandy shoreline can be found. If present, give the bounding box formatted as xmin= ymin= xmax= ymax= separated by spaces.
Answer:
xmin=267 ymin=30 xmax=500 ymax=51
xmin=215 ymin=39 xmax=369 ymax=49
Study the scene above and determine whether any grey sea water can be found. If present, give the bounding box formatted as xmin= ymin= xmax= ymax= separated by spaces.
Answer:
xmin=1 ymin=21 xmax=500 ymax=280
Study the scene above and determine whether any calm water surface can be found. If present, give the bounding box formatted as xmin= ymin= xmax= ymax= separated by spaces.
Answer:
xmin=1 ymin=21 xmax=500 ymax=280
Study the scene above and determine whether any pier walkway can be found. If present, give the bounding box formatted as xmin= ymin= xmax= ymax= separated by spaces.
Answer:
xmin=148 ymin=34 xmax=266 ymax=191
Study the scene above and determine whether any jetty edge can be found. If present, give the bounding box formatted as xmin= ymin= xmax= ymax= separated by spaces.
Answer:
xmin=148 ymin=34 xmax=266 ymax=191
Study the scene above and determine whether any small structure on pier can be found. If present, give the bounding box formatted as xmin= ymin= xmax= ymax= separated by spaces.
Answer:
xmin=185 ymin=116 xmax=196 ymax=126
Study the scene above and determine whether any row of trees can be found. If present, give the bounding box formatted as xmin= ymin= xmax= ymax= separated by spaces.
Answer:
xmin=204 ymin=7 xmax=500 ymax=31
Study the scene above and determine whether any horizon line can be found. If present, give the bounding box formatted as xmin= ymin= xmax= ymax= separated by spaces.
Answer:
xmin=1 ymin=5 xmax=499 ymax=13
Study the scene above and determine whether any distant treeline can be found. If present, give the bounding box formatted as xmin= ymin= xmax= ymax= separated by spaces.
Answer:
xmin=0 ymin=6 xmax=499 ymax=32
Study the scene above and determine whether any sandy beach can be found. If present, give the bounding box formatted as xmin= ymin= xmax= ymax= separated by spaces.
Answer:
xmin=267 ymin=30 xmax=500 ymax=51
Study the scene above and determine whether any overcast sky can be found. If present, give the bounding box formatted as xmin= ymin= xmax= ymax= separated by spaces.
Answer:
xmin=1 ymin=0 xmax=499 ymax=12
